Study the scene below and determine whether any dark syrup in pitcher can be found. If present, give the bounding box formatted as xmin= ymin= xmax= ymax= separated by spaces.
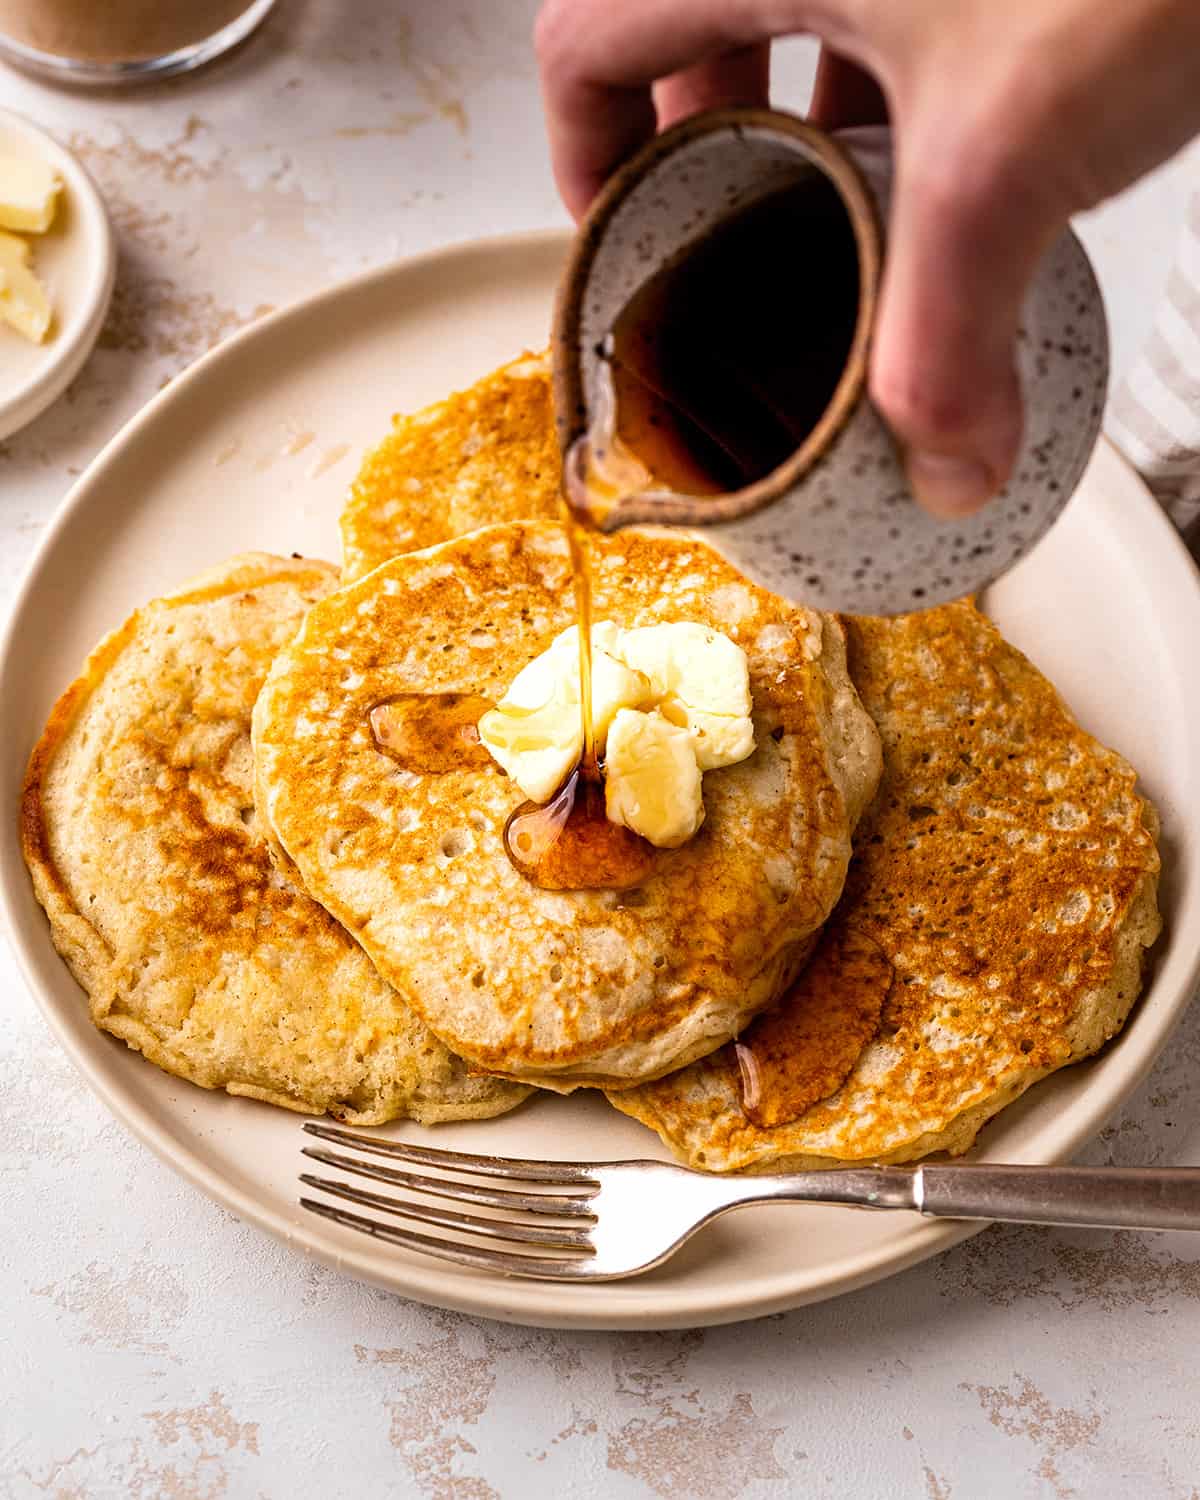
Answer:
xmin=569 ymin=172 xmax=861 ymax=513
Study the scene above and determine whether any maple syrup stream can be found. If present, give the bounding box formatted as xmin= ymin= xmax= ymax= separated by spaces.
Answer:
xmin=501 ymin=509 xmax=658 ymax=891
xmin=376 ymin=176 xmax=858 ymax=890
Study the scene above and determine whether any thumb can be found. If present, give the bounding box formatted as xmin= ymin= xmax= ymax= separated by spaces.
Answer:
xmin=868 ymin=139 xmax=1056 ymax=518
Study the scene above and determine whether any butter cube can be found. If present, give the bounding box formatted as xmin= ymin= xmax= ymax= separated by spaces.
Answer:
xmin=477 ymin=697 xmax=579 ymax=804
xmin=549 ymin=624 xmax=653 ymax=747
xmin=671 ymin=705 xmax=756 ymax=771
xmin=0 ymin=230 xmax=51 ymax=343
xmin=614 ymin=622 xmax=755 ymax=770
xmin=480 ymin=622 xmax=653 ymax=802
xmin=479 ymin=617 xmax=755 ymax=846
xmin=605 ymin=709 xmax=704 ymax=847
xmin=0 ymin=154 xmax=61 ymax=234
xmin=0 ymin=229 xmax=30 ymax=266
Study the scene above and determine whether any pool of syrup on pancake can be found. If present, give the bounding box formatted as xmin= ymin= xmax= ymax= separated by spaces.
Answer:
xmin=369 ymin=693 xmax=494 ymax=774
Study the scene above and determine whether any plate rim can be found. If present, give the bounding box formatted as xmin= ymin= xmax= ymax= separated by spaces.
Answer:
xmin=3 ymin=229 xmax=1198 ymax=1329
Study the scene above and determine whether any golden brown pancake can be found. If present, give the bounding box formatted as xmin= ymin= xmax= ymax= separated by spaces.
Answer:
xmin=610 ymin=601 xmax=1162 ymax=1168
xmin=340 ymin=352 xmax=561 ymax=583
xmin=21 ymin=553 xmax=530 ymax=1126
xmin=253 ymin=521 xmax=882 ymax=1091
xmin=734 ymin=922 xmax=892 ymax=1128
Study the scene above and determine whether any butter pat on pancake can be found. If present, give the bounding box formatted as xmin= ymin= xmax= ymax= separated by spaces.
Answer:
xmin=340 ymin=352 xmax=561 ymax=583
xmin=21 ymin=553 xmax=530 ymax=1126
xmin=478 ymin=621 xmax=655 ymax=804
xmin=253 ymin=521 xmax=882 ymax=1091
xmin=604 ymin=708 xmax=704 ymax=848
xmin=610 ymin=601 xmax=1162 ymax=1169
xmin=477 ymin=619 xmax=756 ymax=845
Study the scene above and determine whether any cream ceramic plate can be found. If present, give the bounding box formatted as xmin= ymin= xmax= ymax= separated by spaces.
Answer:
xmin=3 ymin=232 xmax=1199 ymax=1330
xmin=0 ymin=109 xmax=115 ymax=440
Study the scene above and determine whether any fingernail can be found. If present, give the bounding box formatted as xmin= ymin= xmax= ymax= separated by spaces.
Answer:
xmin=906 ymin=450 xmax=994 ymax=518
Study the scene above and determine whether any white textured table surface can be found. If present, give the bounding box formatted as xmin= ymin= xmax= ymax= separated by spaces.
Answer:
xmin=3 ymin=6 xmax=1200 ymax=1497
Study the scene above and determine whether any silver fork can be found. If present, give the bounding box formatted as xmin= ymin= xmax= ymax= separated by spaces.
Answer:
xmin=298 ymin=1124 xmax=1200 ymax=1281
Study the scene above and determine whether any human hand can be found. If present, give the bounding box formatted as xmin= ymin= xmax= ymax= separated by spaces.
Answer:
xmin=536 ymin=0 xmax=1200 ymax=516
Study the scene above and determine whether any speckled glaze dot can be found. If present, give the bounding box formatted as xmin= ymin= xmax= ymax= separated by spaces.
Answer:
xmin=553 ymin=114 xmax=1108 ymax=616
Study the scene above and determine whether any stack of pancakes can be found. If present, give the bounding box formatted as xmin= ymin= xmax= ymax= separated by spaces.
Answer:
xmin=22 ymin=354 xmax=1162 ymax=1168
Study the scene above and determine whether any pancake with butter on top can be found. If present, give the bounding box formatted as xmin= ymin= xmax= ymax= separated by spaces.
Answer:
xmin=252 ymin=521 xmax=882 ymax=1091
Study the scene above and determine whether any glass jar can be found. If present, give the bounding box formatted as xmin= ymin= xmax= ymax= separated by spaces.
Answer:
xmin=0 ymin=0 xmax=277 ymax=84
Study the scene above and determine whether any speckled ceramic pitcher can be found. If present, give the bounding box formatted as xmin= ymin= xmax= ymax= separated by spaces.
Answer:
xmin=552 ymin=110 xmax=1108 ymax=615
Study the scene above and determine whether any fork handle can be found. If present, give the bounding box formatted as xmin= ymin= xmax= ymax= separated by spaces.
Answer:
xmin=917 ymin=1164 xmax=1200 ymax=1231
xmin=756 ymin=1164 xmax=1200 ymax=1231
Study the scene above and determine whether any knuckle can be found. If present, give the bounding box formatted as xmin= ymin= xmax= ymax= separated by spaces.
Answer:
xmin=904 ymin=130 xmax=1026 ymax=245
xmin=870 ymin=350 xmax=1023 ymax=461
xmin=870 ymin=363 xmax=977 ymax=447
xmin=902 ymin=53 xmax=1077 ymax=225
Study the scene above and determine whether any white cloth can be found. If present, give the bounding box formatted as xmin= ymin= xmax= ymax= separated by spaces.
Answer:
xmin=1107 ymin=190 xmax=1200 ymax=541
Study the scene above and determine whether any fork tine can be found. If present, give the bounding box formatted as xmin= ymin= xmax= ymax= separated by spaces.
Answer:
xmin=299 ymin=1174 xmax=594 ymax=1252
xmin=299 ymin=1198 xmax=601 ymax=1280
xmin=302 ymin=1122 xmax=598 ymax=1185
xmin=301 ymin=1146 xmax=598 ymax=1217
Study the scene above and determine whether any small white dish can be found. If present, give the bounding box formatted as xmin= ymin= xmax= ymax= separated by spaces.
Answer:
xmin=0 ymin=108 xmax=115 ymax=441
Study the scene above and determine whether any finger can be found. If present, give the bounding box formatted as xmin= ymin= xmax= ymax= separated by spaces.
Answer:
xmin=869 ymin=142 xmax=1057 ymax=518
xmin=653 ymin=45 xmax=770 ymax=132
xmin=809 ymin=48 xmax=888 ymax=130
xmin=535 ymin=0 xmax=860 ymax=218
